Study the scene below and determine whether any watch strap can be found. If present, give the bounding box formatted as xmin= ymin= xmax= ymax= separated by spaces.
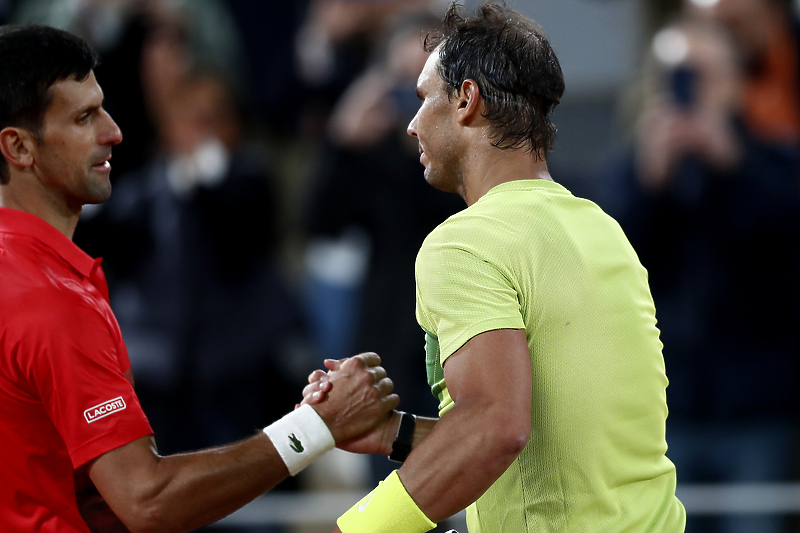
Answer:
xmin=388 ymin=412 xmax=416 ymax=463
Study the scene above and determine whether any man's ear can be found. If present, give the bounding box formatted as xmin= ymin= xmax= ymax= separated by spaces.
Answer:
xmin=0 ymin=127 xmax=36 ymax=171
xmin=455 ymin=79 xmax=483 ymax=125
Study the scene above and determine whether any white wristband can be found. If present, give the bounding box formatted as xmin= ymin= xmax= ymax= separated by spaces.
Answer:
xmin=263 ymin=404 xmax=335 ymax=475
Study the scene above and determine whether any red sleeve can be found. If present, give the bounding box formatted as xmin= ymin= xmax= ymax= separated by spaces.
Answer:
xmin=23 ymin=288 xmax=153 ymax=468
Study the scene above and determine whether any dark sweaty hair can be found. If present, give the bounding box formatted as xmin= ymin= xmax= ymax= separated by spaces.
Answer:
xmin=425 ymin=1 xmax=565 ymax=159
xmin=0 ymin=24 xmax=99 ymax=184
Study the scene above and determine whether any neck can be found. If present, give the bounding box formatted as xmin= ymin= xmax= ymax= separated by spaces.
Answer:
xmin=461 ymin=145 xmax=552 ymax=206
xmin=0 ymin=178 xmax=80 ymax=240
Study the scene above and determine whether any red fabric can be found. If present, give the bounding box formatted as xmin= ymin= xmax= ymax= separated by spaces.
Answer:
xmin=0 ymin=207 xmax=153 ymax=533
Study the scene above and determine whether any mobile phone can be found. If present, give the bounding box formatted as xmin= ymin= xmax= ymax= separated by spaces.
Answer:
xmin=669 ymin=66 xmax=698 ymax=109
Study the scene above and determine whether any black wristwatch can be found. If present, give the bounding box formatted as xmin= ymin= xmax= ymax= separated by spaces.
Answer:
xmin=388 ymin=411 xmax=416 ymax=463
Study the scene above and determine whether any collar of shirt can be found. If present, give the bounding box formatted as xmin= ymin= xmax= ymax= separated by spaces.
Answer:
xmin=0 ymin=207 xmax=109 ymax=299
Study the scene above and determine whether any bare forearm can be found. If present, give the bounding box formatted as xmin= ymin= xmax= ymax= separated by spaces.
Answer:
xmin=94 ymin=434 xmax=289 ymax=533
xmin=151 ymin=434 xmax=289 ymax=530
xmin=399 ymin=403 xmax=528 ymax=523
xmin=410 ymin=416 xmax=437 ymax=450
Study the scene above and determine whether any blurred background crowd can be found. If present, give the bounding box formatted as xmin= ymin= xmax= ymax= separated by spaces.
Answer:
xmin=1 ymin=0 xmax=799 ymax=531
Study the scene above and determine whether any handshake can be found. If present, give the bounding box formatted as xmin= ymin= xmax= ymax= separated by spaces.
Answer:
xmin=264 ymin=353 xmax=403 ymax=478
xmin=262 ymin=354 xmax=442 ymax=533
xmin=298 ymin=352 xmax=400 ymax=455
xmin=298 ymin=353 xmax=405 ymax=456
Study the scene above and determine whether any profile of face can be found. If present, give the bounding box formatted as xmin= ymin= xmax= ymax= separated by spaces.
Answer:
xmin=34 ymin=71 xmax=123 ymax=209
xmin=407 ymin=51 xmax=462 ymax=195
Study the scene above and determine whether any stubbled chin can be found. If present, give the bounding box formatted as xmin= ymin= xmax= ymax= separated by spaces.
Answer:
xmin=423 ymin=167 xmax=437 ymax=187
xmin=85 ymin=175 xmax=113 ymax=204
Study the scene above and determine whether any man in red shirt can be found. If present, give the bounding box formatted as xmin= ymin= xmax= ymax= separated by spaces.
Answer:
xmin=0 ymin=24 xmax=399 ymax=533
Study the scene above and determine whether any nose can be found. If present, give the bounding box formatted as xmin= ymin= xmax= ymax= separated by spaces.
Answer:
xmin=407 ymin=113 xmax=418 ymax=138
xmin=99 ymin=108 xmax=123 ymax=146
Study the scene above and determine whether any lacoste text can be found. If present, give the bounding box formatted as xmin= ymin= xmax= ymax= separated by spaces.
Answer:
xmin=84 ymin=397 xmax=126 ymax=423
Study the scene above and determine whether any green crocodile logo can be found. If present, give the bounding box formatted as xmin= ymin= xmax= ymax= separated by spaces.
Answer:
xmin=289 ymin=434 xmax=304 ymax=453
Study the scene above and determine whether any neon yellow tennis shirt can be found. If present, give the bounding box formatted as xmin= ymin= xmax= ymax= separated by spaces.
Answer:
xmin=415 ymin=179 xmax=685 ymax=532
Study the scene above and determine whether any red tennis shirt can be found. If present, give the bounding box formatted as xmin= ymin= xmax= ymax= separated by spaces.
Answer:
xmin=0 ymin=207 xmax=153 ymax=532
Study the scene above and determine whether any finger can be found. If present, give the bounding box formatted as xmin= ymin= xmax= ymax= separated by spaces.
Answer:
xmin=374 ymin=377 xmax=394 ymax=397
xmin=382 ymin=392 xmax=401 ymax=412
xmin=302 ymin=380 xmax=332 ymax=398
xmin=351 ymin=352 xmax=381 ymax=368
xmin=307 ymin=369 xmax=329 ymax=384
xmin=302 ymin=382 xmax=321 ymax=397
xmin=323 ymin=358 xmax=344 ymax=372
xmin=299 ymin=389 xmax=327 ymax=406
xmin=332 ymin=357 xmax=376 ymax=381
xmin=311 ymin=390 xmax=325 ymax=403
xmin=367 ymin=365 xmax=387 ymax=383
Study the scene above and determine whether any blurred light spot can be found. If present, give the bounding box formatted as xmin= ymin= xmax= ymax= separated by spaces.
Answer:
xmin=689 ymin=0 xmax=720 ymax=8
xmin=653 ymin=28 xmax=689 ymax=66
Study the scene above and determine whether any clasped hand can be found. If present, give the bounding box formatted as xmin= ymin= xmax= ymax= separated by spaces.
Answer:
xmin=300 ymin=353 xmax=402 ymax=455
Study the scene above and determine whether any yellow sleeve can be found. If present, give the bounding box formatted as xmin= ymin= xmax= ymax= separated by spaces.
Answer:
xmin=415 ymin=230 xmax=524 ymax=362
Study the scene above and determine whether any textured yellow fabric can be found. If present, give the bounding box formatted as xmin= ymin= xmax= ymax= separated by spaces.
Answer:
xmin=415 ymin=180 xmax=685 ymax=532
xmin=337 ymin=470 xmax=436 ymax=533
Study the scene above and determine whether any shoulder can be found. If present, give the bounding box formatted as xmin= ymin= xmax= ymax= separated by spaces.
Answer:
xmin=417 ymin=210 xmax=484 ymax=276
xmin=418 ymin=191 xmax=531 ymax=265
xmin=416 ymin=207 xmax=513 ymax=293
xmin=4 ymin=260 xmax=114 ymax=346
xmin=419 ymin=201 xmax=497 ymax=248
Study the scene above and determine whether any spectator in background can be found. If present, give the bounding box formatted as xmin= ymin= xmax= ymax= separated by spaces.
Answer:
xmin=75 ymin=15 xmax=309 ymax=460
xmin=294 ymin=0 xmax=439 ymax=137
xmin=595 ymin=14 xmax=800 ymax=533
xmin=302 ymin=10 xmax=463 ymax=423
xmin=685 ymin=0 xmax=800 ymax=148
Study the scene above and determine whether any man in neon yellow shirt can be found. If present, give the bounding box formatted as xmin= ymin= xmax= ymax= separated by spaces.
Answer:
xmin=307 ymin=2 xmax=686 ymax=531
